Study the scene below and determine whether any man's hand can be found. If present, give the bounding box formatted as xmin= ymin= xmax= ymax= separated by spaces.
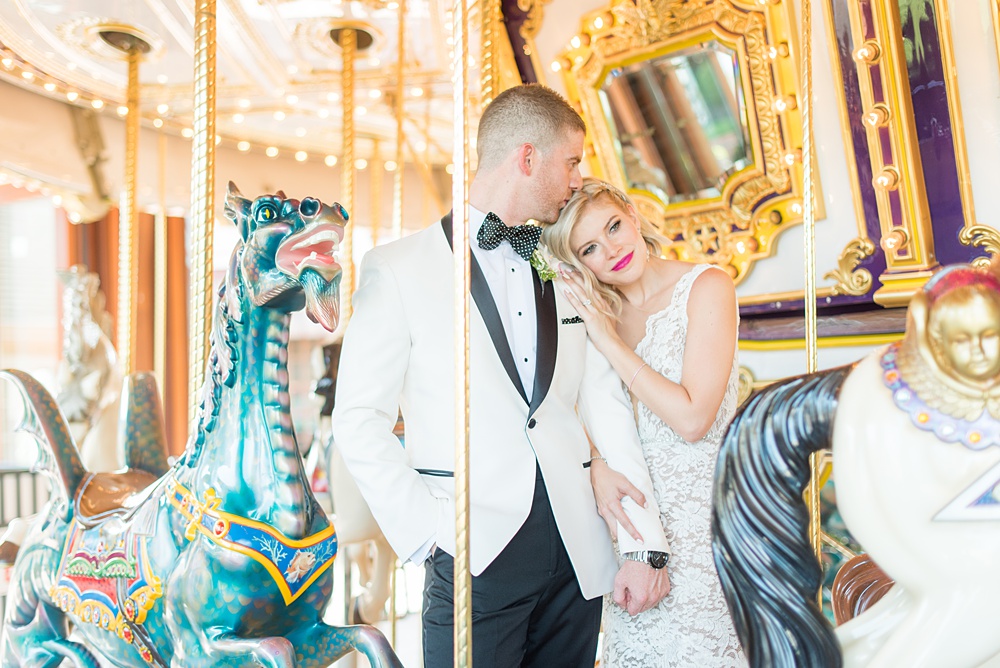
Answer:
xmin=612 ymin=559 xmax=671 ymax=616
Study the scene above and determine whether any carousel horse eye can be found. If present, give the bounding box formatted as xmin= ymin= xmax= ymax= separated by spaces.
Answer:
xmin=259 ymin=205 xmax=276 ymax=221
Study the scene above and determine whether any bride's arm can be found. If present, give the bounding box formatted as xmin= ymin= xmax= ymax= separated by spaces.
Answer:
xmin=563 ymin=268 xmax=737 ymax=442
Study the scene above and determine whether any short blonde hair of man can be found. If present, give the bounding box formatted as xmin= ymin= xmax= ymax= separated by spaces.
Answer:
xmin=541 ymin=178 xmax=665 ymax=318
xmin=476 ymin=84 xmax=586 ymax=173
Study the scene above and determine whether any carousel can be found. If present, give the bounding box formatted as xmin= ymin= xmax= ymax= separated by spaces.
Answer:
xmin=0 ymin=0 xmax=997 ymax=666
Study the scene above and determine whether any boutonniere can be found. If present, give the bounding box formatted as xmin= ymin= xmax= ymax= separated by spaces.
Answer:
xmin=530 ymin=245 xmax=558 ymax=290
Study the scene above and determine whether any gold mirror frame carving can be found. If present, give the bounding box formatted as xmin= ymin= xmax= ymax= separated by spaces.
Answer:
xmin=560 ymin=0 xmax=814 ymax=284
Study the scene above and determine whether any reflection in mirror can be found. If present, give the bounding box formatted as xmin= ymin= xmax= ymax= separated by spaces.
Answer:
xmin=600 ymin=42 xmax=752 ymax=203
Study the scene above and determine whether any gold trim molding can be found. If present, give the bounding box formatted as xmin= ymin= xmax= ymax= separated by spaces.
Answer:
xmin=847 ymin=0 xmax=939 ymax=307
xmin=559 ymin=0 xmax=813 ymax=285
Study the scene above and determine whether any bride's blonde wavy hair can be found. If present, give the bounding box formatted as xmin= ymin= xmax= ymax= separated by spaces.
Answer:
xmin=541 ymin=178 xmax=665 ymax=317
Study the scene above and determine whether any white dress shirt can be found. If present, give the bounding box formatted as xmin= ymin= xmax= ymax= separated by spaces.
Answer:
xmin=469 ymin=206 xmax=538 ymax=401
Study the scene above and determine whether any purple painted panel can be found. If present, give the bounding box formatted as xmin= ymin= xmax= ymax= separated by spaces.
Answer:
xmin=742 ymin=0 xmax=884 ymax=316
xmin=897 ymin=0 xmax=973 ymax=263
xmin=501 ymin=0 xmax=538 ymax=84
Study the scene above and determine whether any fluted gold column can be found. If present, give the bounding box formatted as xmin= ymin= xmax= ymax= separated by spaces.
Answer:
xmin=801 ymin=0 xmax=824 ymax=598
xmin=392 ymin=0 xmax=406 ymax=241
xmin=117 ymin=46 xmax=140 ymax=376
xmin=480 ymin=0 xmax=501 ymax=107
xmin=452 ymin=0 xmax=472 ymax=664
xmin=188 ymin=0 xmax=216 ymax=422
xmin=371 ymin=141 xmax=382 ymax=248
xmin=340 ymin=28 xmax=356 ymax=323
xmin=154 ymin=130 xmax=167 ymax=400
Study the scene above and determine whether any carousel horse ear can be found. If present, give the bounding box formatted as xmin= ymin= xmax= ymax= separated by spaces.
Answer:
xmin=224 ymin=182 xmax=253 ymax=238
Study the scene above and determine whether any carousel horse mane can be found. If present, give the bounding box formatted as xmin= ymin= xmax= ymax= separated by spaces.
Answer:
xmin=712 ymin=366 xmax=851 ymax=667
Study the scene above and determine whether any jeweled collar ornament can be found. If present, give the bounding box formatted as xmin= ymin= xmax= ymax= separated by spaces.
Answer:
xmin=882 ymin=342 xmax=1000 ymax=449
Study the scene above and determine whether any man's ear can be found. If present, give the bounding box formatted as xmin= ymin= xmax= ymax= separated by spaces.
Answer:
xmin=517 ymin=143 xmax=535 ymax=175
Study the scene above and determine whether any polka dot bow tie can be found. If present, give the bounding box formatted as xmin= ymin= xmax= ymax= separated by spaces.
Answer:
xmin=476 ymin=212 xmax=542 ymax=262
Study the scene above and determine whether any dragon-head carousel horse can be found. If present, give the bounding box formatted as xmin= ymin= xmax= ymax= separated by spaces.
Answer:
xmin=713 ymin=260 xmax=1000 ymax=667
xmin=0 ymin=183 xmax=402 ymax=668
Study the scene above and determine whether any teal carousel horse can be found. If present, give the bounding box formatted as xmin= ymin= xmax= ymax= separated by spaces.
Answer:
xmin=0 ymin=183 xmax=402 ymax=668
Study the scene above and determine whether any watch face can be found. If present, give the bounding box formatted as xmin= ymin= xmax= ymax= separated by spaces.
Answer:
xmin=649 ymin=552 xmax=668 ymax=569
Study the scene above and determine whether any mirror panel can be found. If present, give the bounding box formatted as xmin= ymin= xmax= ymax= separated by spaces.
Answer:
xmin=601 ymin=42 xmax=753 ymax=203
xmin=560 ymin=0 xmax=814 ymax=284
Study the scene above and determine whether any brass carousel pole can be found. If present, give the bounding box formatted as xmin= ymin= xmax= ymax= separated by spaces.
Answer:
xmin=392 ymin=0 xmax=406 ymax=241
xmin=154 ymin=130 xmax=167 ymax=398
xmin=389 ymin=2 xmax=406 ymax=642
xmin=340 ymin=27 xmax=357 ymax=323
xmin=189 ymin=0 xmax=216 ymax=423
xmin=480 ymin=0 xmax=500 ymax=107
xmin=452 ymin=0 xmax=472 ymax=664
xmin=118 ymin=45 xmax=141 ymax=376
xmin=371 ymin=140 xmax=382 ymax=248
xmin=800 ymin=0 xmax=824 ymax=603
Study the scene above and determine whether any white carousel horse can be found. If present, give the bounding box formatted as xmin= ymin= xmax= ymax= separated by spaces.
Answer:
xmin=713 ymin=262 xmax=1000 ymax=667
xmin=55 ymin=264 xmax=122 ymax=472
xmin=0 ymin=266 xmax=121 ymax=564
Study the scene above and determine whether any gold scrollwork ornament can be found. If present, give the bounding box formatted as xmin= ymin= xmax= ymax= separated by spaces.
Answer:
xmin=825 ymin=237 xmax=876 ymax=296
xmin=959 ymin=225 xmax=1000 ymax=269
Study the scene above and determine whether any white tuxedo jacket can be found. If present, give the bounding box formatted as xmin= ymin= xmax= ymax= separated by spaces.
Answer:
xmin=333 ymin=214 xmax=669 ymax=599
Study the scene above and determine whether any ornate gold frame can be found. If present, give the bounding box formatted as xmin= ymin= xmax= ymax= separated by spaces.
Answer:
xmin=559 ymin=0 xmax=814 ymax=285
xmin=851 ymin=0 xmax=932 ymax=307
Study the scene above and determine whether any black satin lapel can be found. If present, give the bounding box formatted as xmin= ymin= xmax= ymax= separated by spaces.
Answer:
xmin=441 ymin=214 xmax=529 ymax=404
xmin=529 ymin=266 xmax=557 ymax=417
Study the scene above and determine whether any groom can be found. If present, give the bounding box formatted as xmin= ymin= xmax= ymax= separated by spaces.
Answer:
xmin=333 ymin=84 xmax=671 ymax=667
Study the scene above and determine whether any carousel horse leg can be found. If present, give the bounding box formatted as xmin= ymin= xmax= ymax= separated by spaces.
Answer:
xmin=866 ymin=592 xmax=1000 ymax=667
xmin=286 ymin=622 xmax=403 ymax=668
xmin=3 ymin=596 xmax=98 ymax=668
xmin=350 ymin=534 xmax=395 ymax=625
xmin=162 ymin=552 xmax=297 ymax=668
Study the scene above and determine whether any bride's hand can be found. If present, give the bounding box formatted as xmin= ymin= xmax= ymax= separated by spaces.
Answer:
xmin=558 ymin=266 xmax=619 ymax=352
xmin=590 ymin=458 xmax=646 ymax=542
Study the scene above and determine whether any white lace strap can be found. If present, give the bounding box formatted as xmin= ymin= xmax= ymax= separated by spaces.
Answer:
xmin=672 ymin=264 xmax=716 ymax=318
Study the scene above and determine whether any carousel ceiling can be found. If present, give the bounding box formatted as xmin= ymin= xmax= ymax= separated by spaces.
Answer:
xmin=0 ymin=0 xmax=471 ymax=165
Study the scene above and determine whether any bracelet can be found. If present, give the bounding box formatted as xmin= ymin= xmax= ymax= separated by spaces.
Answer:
xmin=582 ymin=456 xmax=606 ymax=469
xmin=627 ymin=362 xmax=648 ymax=392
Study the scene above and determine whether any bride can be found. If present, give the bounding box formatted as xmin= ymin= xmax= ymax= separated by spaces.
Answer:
xmin=541 ymin=178 xmax=746 ymax=667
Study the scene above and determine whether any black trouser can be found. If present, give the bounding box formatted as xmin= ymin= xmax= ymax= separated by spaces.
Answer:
xmin=422 ymin=466 xmax=602 ymax=668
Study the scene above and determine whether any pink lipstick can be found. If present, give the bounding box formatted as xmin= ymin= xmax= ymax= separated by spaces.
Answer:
xmin=612 ymin=251 xmax=634 ymax=272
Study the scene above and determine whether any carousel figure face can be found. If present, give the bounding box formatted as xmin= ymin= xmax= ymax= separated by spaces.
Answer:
xmin=929 ymin=291 xmax=1000 ymax=383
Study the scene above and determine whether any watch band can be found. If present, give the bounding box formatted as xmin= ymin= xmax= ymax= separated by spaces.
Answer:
xmin=621 ymin=550 xmax=669 ymax=568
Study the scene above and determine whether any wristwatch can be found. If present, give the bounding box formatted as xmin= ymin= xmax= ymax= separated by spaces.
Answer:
xmin=622 ymin=550 xmax=669 ymax=569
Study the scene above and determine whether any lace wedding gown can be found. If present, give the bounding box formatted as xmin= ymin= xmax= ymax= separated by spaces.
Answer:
xmin=602 ymin=264 xmax=746 ymax=667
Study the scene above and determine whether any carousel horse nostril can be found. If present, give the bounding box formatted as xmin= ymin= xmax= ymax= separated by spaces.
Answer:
xmin=300 ymin=198 xmax=320 ymax=218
